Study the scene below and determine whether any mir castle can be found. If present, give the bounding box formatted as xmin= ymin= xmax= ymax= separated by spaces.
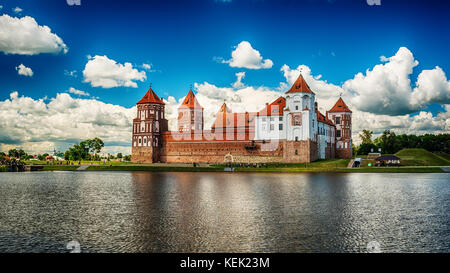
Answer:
xmin=131 ymin=74 xmax=352 ymax=164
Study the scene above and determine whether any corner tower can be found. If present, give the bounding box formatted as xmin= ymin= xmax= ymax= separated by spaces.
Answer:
xmin=327 ymin=97 xmax=352 ymax=158
xmin=131 ymin=86 xmax=168 ymax=163
xmin=177 ymin=88 xmax=204 ymax=132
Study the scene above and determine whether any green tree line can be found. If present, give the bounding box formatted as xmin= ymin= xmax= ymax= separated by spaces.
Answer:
xmin=356 ymin=130 xmax=450 ymax=155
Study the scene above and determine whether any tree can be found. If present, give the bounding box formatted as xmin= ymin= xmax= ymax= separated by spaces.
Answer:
xmin=117 ymin=153 xmax=123 ymax=159
xmin=357 ymin=143 xmax=378 ymax=155
xmin=64 ymin=138 xmax=105 ymax=161
xmin=8 ymin=149 xmax=27 ymax=159
xmin=359 ymin=129 xmax=373 ymax=144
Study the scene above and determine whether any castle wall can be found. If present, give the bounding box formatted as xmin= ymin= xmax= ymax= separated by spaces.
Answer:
xmin=282 ymin=140 xmax=318 ymax=163
xmin=160 ymin=140 xmax=284 ymax=164
xmin=131 ymin=146 xmax=154 ymax=163
xmin=336 ymin=147 xmax=352 ymax=159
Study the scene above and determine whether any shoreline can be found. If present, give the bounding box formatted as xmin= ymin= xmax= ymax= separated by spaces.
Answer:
xmin=8 ymin=164 xmax=447 ymax=173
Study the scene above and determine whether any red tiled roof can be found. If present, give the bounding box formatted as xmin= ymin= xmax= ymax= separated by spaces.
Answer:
xmin=329 ymin=97 xmax=351 ymax=113
xmin=316 ymin=109 xmax=334 ymax=126
xmin=137 ymin=88 xmax=165 ymax=104
xmin=179 ymin=89 xmax=203 ymax=109
xmin=257 ymin=97 xmax=286 ymax=116
xmin=286 ymin=74 xmax=315 ymax=94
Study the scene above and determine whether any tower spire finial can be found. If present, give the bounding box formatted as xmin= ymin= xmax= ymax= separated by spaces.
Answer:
xmin=150 ymin=82 xmax=152 ymax=89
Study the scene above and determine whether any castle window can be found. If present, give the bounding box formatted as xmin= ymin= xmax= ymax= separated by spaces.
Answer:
xmin=336 ymin=116 xmax=341 ymax=124
xmin=270 ymin=124 xmax=274 ymax=131
xmin=279 ymin=116 xmax=283 ymax=121
xmin=138 ymin=138 xmax=141 ymax=144
xmin=279 ymin=124 xmax=283 ymax=130
xmin=295 ymin=150 xmax=298 ymax=155
xmin=336 ymin=130 xmax=341 ymax=138
xmin=295 ymin=137 xmax=299 ymax=141
xmin=295 ymin=106 xmax=299 ymax=111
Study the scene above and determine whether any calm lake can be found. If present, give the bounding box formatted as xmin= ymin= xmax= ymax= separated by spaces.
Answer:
xmin=0 ymin=171 xmax=448 ymax=253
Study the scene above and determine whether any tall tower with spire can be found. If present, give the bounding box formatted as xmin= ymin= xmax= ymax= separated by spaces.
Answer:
xmin=284 ymin=73 xmax=317 ymax=141
xmin=131 ymin=86 xmax=168 ymax=163
xmin=327 ymin=97 xmax=352 ymax=158
xmin=177 ymin=88 xmax=204 ymax=132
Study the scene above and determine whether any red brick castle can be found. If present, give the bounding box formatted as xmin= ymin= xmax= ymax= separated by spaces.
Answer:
xmin=132 ymin=74 xmax=352 ymax=163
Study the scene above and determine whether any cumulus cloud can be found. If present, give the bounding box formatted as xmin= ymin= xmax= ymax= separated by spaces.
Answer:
xmin=0 ymin=92 xmax=135 ymax=154
xmin=410 ymin=66 xmax=450 ymax=108
xmin=15 ymin=64 xmax=33 ymax=77
xmin=232 ymin=72 xmax=246 ymax=88
xmin=0 ymin=15 xmax=68 ymax=55
xmin=344 ymin=47 xmax=418 ymax=115
xmin=142 ymin=63 xmax=151 ymax=70
xmin=220 ymin=41 xmax=273 ymax=69
xmin=83 ymin=55 xmax=147 ymax=88
xmin=68 ymin=87 xmax=90 ymax=97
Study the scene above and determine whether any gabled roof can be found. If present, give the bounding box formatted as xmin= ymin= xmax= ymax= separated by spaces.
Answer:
xmin=329 ymin=97 xmax=352 ymax=113
xmin=286 ymin=74 xmax=315 ymax=94
xmin=257 ymin=97 xmax=286 ymax=116
xmin=179 ymin=89 xmax=203 ymax=109
xmin=137 ymin=87 xmax=165 ymax=104
xmin=315 ymin=108 xmax=334 ymax=126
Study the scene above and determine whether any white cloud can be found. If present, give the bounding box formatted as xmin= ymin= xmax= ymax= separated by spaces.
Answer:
xmin=410 ymin=66 xmax=450 ymax=108
xmin=0 ymin=15 xmax=68 ymax=55
xmin=344 ymin=47 xmax=418 ymax=115
xmin=83 ymin=55 xmax=147 ymax=88
xmin=13 ymin=7 xmax=23 ymax=14
xmin=15 ymin=64 xmax=33 ymax=77
xmin=0 ymin=92 xmax=135 ymax=155
xmin=232 ymin=72 xmax=246 ymax=88
xmin=0 ymin=5 xmax=3 ymax=10
xmin=142 ymin=63 xmax=151 ymax=70
xmin=221 ymin=41 xmax=273 ymax=69
xmin=68 ymin=87 xmax=90 ymax=97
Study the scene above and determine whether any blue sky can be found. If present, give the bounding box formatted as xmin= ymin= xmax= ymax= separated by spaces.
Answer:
xmin=0 ymin=0 xmax=449 ymax=154
xmin=1 ymin=0 xmax=449 ymax=106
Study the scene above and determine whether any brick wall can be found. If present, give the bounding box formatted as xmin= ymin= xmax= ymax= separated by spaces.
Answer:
xmin=131 ymin=146 xmax=154 ymax=163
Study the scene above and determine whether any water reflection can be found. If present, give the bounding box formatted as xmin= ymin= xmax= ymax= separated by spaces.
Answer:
xmin=0 ymin=172 xmax=448 ymax=252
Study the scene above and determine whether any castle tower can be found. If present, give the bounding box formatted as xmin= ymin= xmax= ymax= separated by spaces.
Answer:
xmin=177 ymin=88 xmax=204 ymax=132
xmin=131 ymin=86 xmax=168 ymax=163
xmin=284 ymin=73 xmax=316 ymax=141
xmin=327 ymin=97 xmax=352 ymax=158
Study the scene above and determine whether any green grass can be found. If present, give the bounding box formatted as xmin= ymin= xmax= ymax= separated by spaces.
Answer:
xmin=40 ymin=165 xmax=80 ymax=171
xmin=395 ymin=148 xmax=450 ymax=166
xmin=24 ymin=160 xmax=135 ymax=166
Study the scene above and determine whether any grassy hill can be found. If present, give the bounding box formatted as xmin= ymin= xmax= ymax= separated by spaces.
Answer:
xmin=395 ymin=148 xmax=450 ymax=166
